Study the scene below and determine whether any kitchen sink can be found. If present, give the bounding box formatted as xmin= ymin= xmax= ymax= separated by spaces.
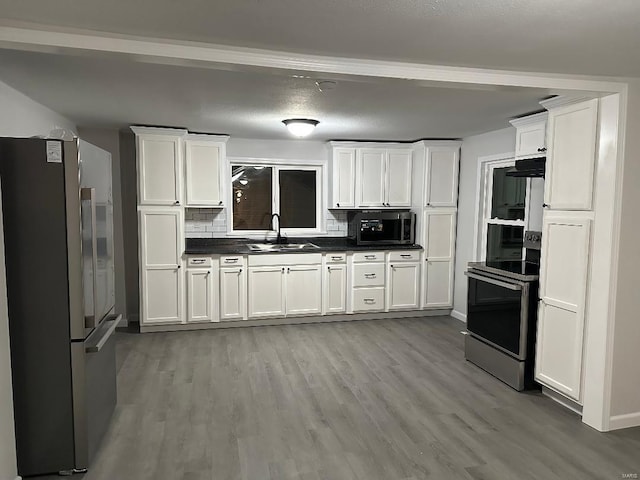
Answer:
xmin=247 ymin=242 xmax=320 ymax=252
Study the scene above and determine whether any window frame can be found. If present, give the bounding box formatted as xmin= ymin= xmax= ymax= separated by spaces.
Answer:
xmin=227 ymin=157 xmax=324 ymax=237
xmin=477 ymin=158 xmax=531 ymax=261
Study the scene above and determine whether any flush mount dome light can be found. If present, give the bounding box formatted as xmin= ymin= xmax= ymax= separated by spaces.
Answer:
xmin=282 ymin=118 xmax=319 ymax=137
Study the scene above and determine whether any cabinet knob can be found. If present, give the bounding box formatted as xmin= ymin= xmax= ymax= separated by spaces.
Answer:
xmin=239 ymin=268 xmax=242 ymax=273
xmin=542 ymin=203 xmax=549 ymax=208
xmin=287 ymin=267 xmax=290 ymax=273
xmin=177 ymin=265 xmax=181 ymax=269
xmin=336 ymin=203 xmax=340 ymax=207
xmin=426 ymin=202 xmax=431 ymax=206
xmin=175 ymin=200 xmax=180 ymax=205
xmin=282 ymin=267 xmax=285 ymax=273
xmin=218 ymin=201 xmax=223 ymax=205
xmin=537 ymin=147 xmax=547 ymax=153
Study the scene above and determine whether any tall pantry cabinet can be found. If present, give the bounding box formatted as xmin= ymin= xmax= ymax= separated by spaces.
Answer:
xmin=535 ymin=97 xmax=599 ymax=404
xmin=411 ymin=141 xmax=461 ymax=309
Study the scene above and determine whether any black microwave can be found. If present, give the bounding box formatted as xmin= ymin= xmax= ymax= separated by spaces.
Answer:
xmin=347 ymin=211 xmax=416 ymax=245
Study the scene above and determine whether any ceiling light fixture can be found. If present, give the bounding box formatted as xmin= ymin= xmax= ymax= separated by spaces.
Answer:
xmin=282 ymin=118 xmax=319 ymax=137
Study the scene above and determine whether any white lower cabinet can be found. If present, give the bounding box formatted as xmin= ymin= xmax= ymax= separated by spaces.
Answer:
xmin=187 ymin=268 xmax=216 ymax=323
xmin=139 ymin=208 xmax=184 ymax=325
xmin=248 ymin=266 xmax=285 ymax=318
xmin=351 ymin=252 xmax=386 ymax=312
xmin=220 ymin=263 xmax=247 ymax=321
xmin=535 ymin=213 xmax=591 ymax=402
xmin=353 ymin=287 xmax=385 ymax=311
xmin=247 ymin=254 xmax=322 ymax=319
xmin=324 ymin=264 xmax=347 ymax=314
xmin=286 ymin=265 xmax=322 ymax=315
xmin=388 ymin=262 xmax=420 ymax=310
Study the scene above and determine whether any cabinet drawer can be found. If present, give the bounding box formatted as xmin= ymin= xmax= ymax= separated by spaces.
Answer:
xmin=326 ymin=253 xmax=347 ymax=264
xmin=353 ymin=251 xmax=385 ymax=263
xmin=220 ymin=255 xmax=245 ymax=267
xmin=353 ymin=263 xmax=385 ymax=287
xmin=388 ymin=250 xmax=420 ymax=262
xmin=187 ymin=256 xmax=212 ymax=268
xmin=353 ymin=287 xmax=385 ymax=312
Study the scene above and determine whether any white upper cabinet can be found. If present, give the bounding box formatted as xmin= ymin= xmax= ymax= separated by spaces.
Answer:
xmin=330 ymin=147 xmax=356 ymax=209
xmin=133 ymin=127 xmax=186 ymax=206
xmin=510 ymin=112 xmax=548 ymax=159
xmin=386 ymin=150 xmax=413 ymax=207
xmin=542 ymin=98 xmax=599 ymax=211
xmin=535 ymin=212 xmax=592 ymax=401
xmin=356 ymin=147 xmax=412 ymax=208
xmin=184 ymin=136 xmax=228 ymax=207
xmin=425 ymin=147 xmax=459 ymax=208
xmin=358 ymin=149 xmax=387 ymax=207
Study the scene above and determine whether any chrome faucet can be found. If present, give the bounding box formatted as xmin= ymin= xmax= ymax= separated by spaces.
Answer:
xmin=270 ymin=213 xmax=287 ymax=244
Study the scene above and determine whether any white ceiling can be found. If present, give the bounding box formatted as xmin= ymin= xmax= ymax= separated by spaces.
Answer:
xmin=0 ymin=49 xmax=550 ymax=140
xmin=0 ymin=0 xmax=639 ymax=77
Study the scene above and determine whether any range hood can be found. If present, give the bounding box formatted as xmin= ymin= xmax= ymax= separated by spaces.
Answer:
xmin=506 ymin=157 xmax=545 ymax=178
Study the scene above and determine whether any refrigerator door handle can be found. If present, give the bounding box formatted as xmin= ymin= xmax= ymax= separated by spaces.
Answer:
xmin=85 ymin=314 xmax=121 ymax=353
xmin=81 ymin=188 xmax=99 ymax=329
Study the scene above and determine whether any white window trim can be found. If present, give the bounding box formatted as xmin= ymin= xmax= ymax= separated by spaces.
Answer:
xmin=226 ymin=156 xmax=325 ymax=237
xmin=472 ymin=152 xmax=533 ymax=261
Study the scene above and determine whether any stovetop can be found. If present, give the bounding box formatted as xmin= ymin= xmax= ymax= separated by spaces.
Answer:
xmin=467 ymin=260 xmax=540 ymax=282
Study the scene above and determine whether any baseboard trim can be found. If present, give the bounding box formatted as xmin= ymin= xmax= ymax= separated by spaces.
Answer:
xmin=140 ymin=309 xmax=452 ymax=333
xmin=609 ymin=412 xmax=640 ymax=431
xmin=541 ymin=386 xmax=583 ymax=415
xmin=450 ymin=310 xmax=467 ymax=322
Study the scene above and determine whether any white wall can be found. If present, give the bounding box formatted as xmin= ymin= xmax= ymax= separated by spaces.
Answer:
xmin=0 ymin=79 xmax=76 ymax=480
xmin=452 ymin=127 xmax=516 ymax=319
xmin=609 ymin=81 xmax=640 ymax=422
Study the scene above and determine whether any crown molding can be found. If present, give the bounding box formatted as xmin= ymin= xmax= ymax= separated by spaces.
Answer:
xmin=130 ymin=126 xmax=188 ymax=136
xmin=540 ymin=95 xmax=597 ymax=110
xmin=509 ymin=111 xmax=548 ymax=128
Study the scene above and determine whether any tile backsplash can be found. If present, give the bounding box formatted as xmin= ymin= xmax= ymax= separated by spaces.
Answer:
xmin=185 ymin=208 xmax=348 ymax=238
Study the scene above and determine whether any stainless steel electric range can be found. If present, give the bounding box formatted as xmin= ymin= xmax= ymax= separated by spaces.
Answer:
xmin=464 ymin=231 xmax=542 ymax=391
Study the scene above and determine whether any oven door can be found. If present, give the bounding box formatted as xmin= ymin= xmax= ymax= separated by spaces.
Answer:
xmin=465 ymin=270 xmax=530 ymax=360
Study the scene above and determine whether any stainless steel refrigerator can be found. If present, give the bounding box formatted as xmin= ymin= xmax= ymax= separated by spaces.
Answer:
xmin=0 ymin=137 xmax=119 ymax=477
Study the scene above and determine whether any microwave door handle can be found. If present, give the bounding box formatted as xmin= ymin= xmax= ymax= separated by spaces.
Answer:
xmin=81 ymin=188 xmax=99 ymax=329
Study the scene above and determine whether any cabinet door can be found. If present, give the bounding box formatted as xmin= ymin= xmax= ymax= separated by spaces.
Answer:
xmin=187 ymin=269 xmax=214 ymax=323
xmin=388 ymin=263 xmax=420 ymax=310
xmin=137 ymin=134 xmax=183 ymax=206
xmin=425 ymin=148 xmax=459 ymax=207
xmin=185 ymin=140 xmax=223 ymax=207
xmin=515 ymin=122 xmax=546 ymax=158
xmin=139 ymin=209 xmax=184 ymax=324
xmin=545 ymin=99 xmax=598 ymax=210
xmin=423 ymin=210 xmax=456 ymax=308
xmin=331 ymin=148 xmax=356 ymax=208
xmin=248 ymin=267 xmax=285 ymax=318
xmin=324 ymin=264 xmax=346 ymax=314
xmin=386 ymin=150 xmax=412 ymax=207
xmin=220 ymin=267 xmax=246 ymax=320
xmin=286 ymin=265 xmax=322 ymax=315
xmin=535 ymin=214 xmax=591 ymax=401
xmin=357 ymin=149 xmax=386 ymax=207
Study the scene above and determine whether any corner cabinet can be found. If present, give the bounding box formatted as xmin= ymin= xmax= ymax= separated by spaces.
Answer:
xmin=535 ymin=212 xmax=592 ymax=402
xmin=138 ymin=208 xmax=184 ymax=325
xmin=132 ymin=127 xmax=186 ymax=206
xmin=184 ymin=135 xmax=229 ymax=208
xmin=541 ymin=97 xmax=599 ymax=211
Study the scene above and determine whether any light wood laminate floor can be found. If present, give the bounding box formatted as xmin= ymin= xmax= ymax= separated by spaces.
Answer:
xmin=81 ymin=317 xmax=640 ymax=480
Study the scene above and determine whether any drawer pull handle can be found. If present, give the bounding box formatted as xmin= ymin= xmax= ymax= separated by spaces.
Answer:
xmin=364 ymin=255 xmax=376 ymax=259
xmin=364 ymin=298 xmax=375 ymax=304
xmin=400 ymin=254 xmax=412 ymax=258
xmin=225 ymin=258 xmax=239 ymax=263
xmin=192 ymin=259 xmax=206 ymax=264
xmin=364 ymin=273 xmax=376 ymax=278
xmin=331 ymin=256 xmax=342 ymax=261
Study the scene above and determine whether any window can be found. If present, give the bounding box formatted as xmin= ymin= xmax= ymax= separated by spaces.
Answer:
xmin=481 ymin=160 xmax=529 ymax=261
xmin=231 ymin=162 xmax=322 ymax=234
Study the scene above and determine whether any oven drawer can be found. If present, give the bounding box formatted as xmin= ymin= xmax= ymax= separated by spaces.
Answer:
xmin=353 ymin=263 xmax=385 ymax=287
xmin=353 ymin=287 xmax=385 ymax=312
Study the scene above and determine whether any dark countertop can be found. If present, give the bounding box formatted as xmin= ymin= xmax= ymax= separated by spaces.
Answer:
xmin=185 ymin=237 xmax=423 ymax=255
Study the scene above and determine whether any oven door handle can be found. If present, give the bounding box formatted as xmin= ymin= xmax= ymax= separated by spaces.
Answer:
xmin=465 ymin=271 xmax=523 ymax=291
